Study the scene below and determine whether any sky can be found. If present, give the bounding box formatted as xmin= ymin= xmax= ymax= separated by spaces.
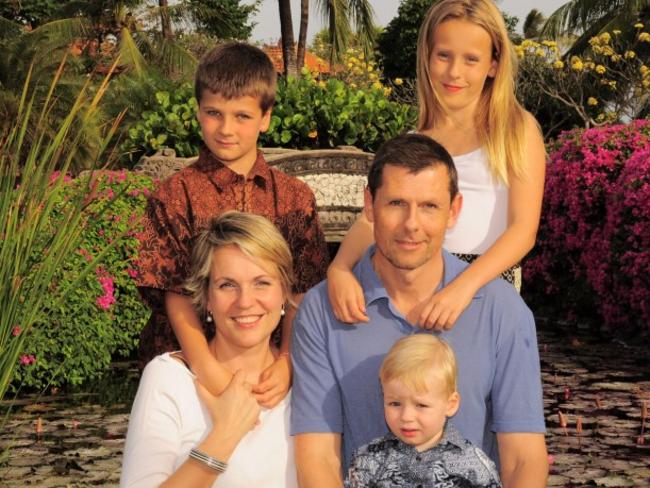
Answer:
xmin=249 ymin=0 xmax=569 ymax=44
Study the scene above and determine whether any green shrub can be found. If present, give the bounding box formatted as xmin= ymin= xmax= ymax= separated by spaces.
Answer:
xmin=260 ymin=72 xmax=417 ymax=152
xmin=121 ymin=84 xmax=202 ymax=162
xmin=123 ymin=76 xmax=417 ymax=158
xmin=12 ymin=170 xmax=153 ymax=390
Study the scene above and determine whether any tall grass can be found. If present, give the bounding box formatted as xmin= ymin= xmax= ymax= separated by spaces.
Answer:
xmin=0 ymin=58 xmax=123 ymax=402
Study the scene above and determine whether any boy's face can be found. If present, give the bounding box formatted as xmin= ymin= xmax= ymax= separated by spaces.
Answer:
xmin=197 ymin=92 xmax=271 ymax=175
xmin=383 ymin=377 xmax=460 ymax=452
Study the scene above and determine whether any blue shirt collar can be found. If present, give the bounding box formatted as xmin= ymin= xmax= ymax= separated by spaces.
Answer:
xmin=356 ymin=245 xmax=484 ymax=306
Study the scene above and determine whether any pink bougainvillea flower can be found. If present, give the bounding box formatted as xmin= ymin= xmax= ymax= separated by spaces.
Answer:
xmin=20 ymin=354 xmax=36 ymax=366
xmin=12 ymin=326 xmax=21 ymax=336
xmin=126 ymin=268 xmax=138 ymax=279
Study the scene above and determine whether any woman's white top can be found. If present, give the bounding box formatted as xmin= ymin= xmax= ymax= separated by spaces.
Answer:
xmin=443 ymin=147 xmax=508 ymax=254
xmin=120 ymin=353 xmax=298 ymax=488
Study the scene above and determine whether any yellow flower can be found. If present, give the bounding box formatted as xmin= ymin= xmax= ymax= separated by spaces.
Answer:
xmin=643 ymin=79 xmax=650 ymax=88
xmin=625 ymin=50 xmax=636 ymax=59
xmin=535 ymin=48 xmax=546 ymax=57
xmin=635 ymin=23 xmax=644 ymax=29
xmin=372 ymin=81 xmax=383 ymax=90
xmin=610 ymin=54 xmax=622 ymax=62
xmin=308 ymin=130 xmax=318 ymax=139
xmin=592 ymin=45 xmax=603 ymax=54
xmin=347 ymin=62 xmax=353 ymax=68
xmin=367 ymin=65 xmax=374 ymax=72
xmin=613 ymin=30 xmax=621 ymax=35
xmin=602 ymin=46 xmax=615 ymax=56
xmin=640 ymin=65 xmax=650 ymax=76
xmin=596 ymin=113 xmax=605 ymax=122
xmin=599 ymin=32 xmax=611 ymax=43
xmin=639 ymin=32 xmax=650 ymax=42
xmin=587 ymin=97 xmax=598 ymax=106
xmin=542 ymin=40 xmax=557 ymax=47
xmin=584 ymin=61 xmax=596 ymax=70
xmin=358 ymin=53 xmax=365 ymax=60
xmin=515 ymin=46 xmax=524 ymax=59
xmin=350 ymin=82 xmax=357 ymax=88
xmin=571 ymin=56 xmax=584 ymax=71
xmin=394 ymin=77 xmax=403 ymax=86
xmin=553 ymin=60 xmax=565 ymax=69
xmin=318 ymin=80 xmax=326 ymax=88
xmin=609 ymin=80 xmax=617 ymax=89
xmin=369 ymin=72 xmax=379 ymax=81
xmin=383 ymin=87 xmax=392 ymax=96
xmin=595 ymin=64 xmax=606 ymax=74
xmin=589 ymin=36 xmax=600 ymax=46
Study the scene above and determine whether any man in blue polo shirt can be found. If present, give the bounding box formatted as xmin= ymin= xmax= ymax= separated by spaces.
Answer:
xmin=291 ymin=134 xmax=548 ymax=487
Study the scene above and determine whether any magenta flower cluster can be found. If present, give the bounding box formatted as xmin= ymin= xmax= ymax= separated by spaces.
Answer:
xmin=96 ymin=269 xmax=116 ymax=310
xmin=525 ymin=120 xmax=650 ymax=332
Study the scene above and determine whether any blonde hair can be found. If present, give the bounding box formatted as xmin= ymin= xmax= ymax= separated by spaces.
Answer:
xmin=380 ymin=335 xmax=457 ymax=395
xmin=416 ymin=0 xmax=528 ymax=184
xmin=184 ymin=211 xmax=295 ymax=318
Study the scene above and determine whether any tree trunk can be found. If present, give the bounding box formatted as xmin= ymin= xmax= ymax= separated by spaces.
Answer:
xmin=159 ymin=0 xmax=173 ymax=39
xmin=278 ymin=0 xmax=297 ymax=77
xmin=296 ymin=0 xmax=309 ymax=71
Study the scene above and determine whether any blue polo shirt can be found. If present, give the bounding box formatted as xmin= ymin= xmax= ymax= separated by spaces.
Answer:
xmin=291 ymin=247 xmax=545 ymax=471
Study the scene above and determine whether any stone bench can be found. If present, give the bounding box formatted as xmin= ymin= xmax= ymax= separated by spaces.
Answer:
xmin=134 ymin=147 xmax=373 ymax=242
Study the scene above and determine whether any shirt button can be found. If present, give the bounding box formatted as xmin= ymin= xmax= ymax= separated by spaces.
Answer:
xmin=416 ymin=455 xmax=421 ymax=461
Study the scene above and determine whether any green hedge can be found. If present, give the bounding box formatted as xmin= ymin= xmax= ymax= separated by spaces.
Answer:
xmin=121 ymin=75 xmax=417 ymax=161
xmin=12 ymin=171 xmax=153 ymax=390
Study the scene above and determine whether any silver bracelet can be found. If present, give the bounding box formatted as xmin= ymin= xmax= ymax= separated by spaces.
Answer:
xmin=189 ymin=448 xmax=228 ymax=473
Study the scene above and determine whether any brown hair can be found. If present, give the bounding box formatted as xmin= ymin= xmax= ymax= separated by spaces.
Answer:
xmin=367 ymin=133 xmax=458 ymax=201
xmin=195 ymin=42 xmax=276 ymax=112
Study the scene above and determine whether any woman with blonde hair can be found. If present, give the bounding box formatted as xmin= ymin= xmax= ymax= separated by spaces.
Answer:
xmin=121 ymin=211 xmax=298 ymax=487
xmin=328 ymin=0 xmax=546 ymax=330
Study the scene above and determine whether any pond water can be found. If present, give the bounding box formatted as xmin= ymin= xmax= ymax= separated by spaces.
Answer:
xmin=0 ymin=321 xmax=648 ymax=487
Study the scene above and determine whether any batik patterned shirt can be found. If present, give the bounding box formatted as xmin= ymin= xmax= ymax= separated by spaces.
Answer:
xmin=346 ymin=421 xmax=502 ymax=488
xmin=135 ymin=146 xmax=329 ymax=365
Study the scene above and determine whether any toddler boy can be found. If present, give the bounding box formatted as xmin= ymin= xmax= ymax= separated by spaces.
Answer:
xmin=346 ymin=334 xmax=502 ymax=487
xmin=136 ymin=42 xmax=328 ymax=406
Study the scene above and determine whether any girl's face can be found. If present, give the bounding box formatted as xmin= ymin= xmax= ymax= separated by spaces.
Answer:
xmin=428 ymin=18 xmax=498 ymax=117
xmin=207 ymin=244 xmax=285 ymax=353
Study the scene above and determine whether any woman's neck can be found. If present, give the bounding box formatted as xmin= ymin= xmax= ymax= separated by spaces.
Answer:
xmin=209 ymin=339 xmax=275 ymax=384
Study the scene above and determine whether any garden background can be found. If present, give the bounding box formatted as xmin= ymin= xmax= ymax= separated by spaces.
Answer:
xmin=1 ymin=0 xmax=648 ymax=486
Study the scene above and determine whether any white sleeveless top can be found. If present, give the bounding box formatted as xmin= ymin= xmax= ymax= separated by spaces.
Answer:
xmin=443 ymin=148 xmax=508 ymax=254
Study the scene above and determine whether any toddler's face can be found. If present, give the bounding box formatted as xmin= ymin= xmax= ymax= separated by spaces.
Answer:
xmin=382 ymin=378 xmax=459 ymax=452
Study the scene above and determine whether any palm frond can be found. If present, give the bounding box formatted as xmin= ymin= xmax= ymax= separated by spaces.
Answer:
xmin=118 ymin=27 xmax=147 ymax=78
xmin=348 ymin=0 xmax=376 ymax=55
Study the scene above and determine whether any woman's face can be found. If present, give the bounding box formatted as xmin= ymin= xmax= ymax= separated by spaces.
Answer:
xmin=207 ymin=244 xmax=284 ymax=351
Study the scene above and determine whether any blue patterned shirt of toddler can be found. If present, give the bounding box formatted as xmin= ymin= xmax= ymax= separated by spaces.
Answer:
xmin=345 ymin=420 xmax=502 ymax=488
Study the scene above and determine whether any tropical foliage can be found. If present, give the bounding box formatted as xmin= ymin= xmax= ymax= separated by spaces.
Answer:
xmin=524 ymin=120 xmax=650 ymax=335
xmin=0 ymin=68 xmax=121 ymax=401
xmin=516 ymin=29 xmax=650 ymax=136
xmin=12 ymin=171 xmax=153 ymax=390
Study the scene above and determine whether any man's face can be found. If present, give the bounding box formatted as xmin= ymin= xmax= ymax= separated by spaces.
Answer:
xmin=364 ymin=164 xmax=461 ymax=272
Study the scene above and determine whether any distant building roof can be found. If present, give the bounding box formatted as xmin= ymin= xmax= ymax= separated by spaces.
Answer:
xmin=263 ymin=41 xmax=331 ymax=74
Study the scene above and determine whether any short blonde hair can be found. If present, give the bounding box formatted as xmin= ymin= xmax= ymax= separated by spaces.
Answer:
xmin=380 ymin=335 xmax=457 ymax=395
xmin=184 ymin=211 xmax=294 ymax=318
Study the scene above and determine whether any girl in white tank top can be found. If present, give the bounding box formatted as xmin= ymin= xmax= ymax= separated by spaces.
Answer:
xmin=326 ymin=0 xmax=546 ymax=329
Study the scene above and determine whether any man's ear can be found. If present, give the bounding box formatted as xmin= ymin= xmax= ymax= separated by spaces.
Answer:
xmin=363 ymin=187 xmax=374 ymax=223
xmin=446 ymin=391 xmax=461 ymax=417
xmin=446 ymin=193 xmax=462 ymax=229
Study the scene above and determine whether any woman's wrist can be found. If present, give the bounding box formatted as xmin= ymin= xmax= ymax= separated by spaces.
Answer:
xmin=198 ymin=429 xmax=241 ymax=461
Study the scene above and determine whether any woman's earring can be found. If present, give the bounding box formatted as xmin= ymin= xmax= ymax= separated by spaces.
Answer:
xmin=281 ymin=306 xmax=286 ymax=317
xmin=206 ymin=311 xmax=214 ymax=323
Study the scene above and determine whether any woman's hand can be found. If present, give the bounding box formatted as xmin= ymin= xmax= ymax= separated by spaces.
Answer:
xmin=253 ymin=354 xmax=291 ymax=408
xmin=417 ymin=279 xmax=476 ymax=330
xmin=196 ymin=370 xmax=260 ymax=443
xmin=327 ymin=265 xmax=369 ymax=324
